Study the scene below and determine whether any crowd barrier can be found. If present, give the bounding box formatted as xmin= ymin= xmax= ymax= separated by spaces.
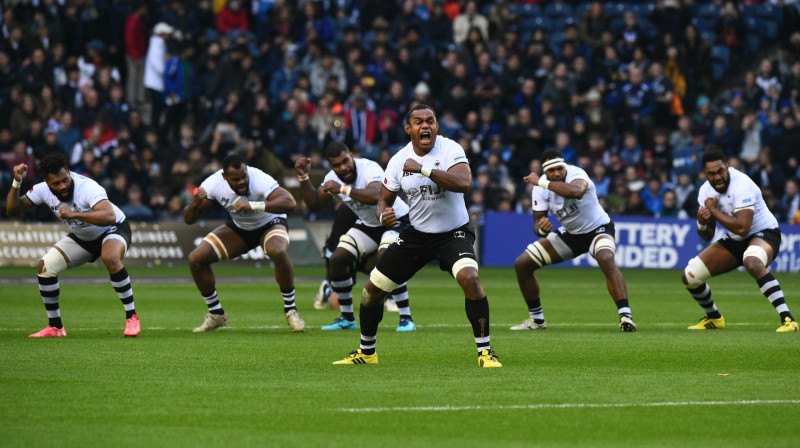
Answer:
xmin=0 ymin=217 xmax=323 ymax=267
xmin=481 ymin=212 xmax=800 ymax=272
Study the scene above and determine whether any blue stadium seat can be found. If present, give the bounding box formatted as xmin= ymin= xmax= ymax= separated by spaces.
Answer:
xmin=711 ymin=45 xmax=730 ymax=81
xmin=524 ymin=16 xmax=553 ymax=33
xmin=549 ymin=30 xmax=566 ymax=55
xmin=696 ymin=3 xmax=720 ymax=20
xmin=575 ymin=2 xmax=592 ymax=18
xmin=605 ymin=2 xmax=632 ymax=19
xmin=509 ymin=3 xmax=542 ymax=19
xmin=744 ymin=17 xmax=761 ymax=52
xmin=690 ymin=16 xmax=717 ymax=33
xmin=699 ymin=29 xmax=717 ymax=45
xmin=552 ymin=16 xmax=578 ymax=30
xmin=545 ymin=2 xmax=574 ymax=21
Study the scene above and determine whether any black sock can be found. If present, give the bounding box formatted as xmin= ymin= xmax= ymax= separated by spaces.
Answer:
xmin=465 ymin=296 xmax=491 ymax=353
xmin=525 ymin=298 xmax=545 ymax=323
xmin=359 ymin=304 xmax=384 ymax=355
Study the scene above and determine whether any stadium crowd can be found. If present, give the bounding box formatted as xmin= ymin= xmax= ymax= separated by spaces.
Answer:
xmin=1 ymin=0 xmax=799 ymax=225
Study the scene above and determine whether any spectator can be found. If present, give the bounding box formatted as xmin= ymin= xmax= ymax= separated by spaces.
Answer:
xmin=781 ymin=179 xmax=800 ymax=225
xmin=121 ymin=184 xmax=155 ymax=222
xmin=453 ymin=1 xmax=488 ymax=45
xmin=217 ymin=0 xmax=248 ymax=34
xmin=144 ymin=22 xmax=174 ymax=127
xmin=659 ymin=189 xmax=688 ymax=219
xmin=755 ymin=59 xmax=781 ymax=94
xmin=641 ymin=177 xmax=665 ymax=216
xmin=124 ymin=4 xmax=148 ymax=108
xmin=706 ymin=115 xmax=738 ymax=157
xmin=748 ymin=148 xmax=786 ymax=195
xmin=617 ymin=132 xmax=643 ymax=167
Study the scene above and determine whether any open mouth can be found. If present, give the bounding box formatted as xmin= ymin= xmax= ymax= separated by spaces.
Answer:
xmin=419 ymin=131 xmax=432 ymax=144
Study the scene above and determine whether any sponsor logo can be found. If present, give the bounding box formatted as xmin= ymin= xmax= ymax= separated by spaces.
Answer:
xmin=394 ymin=237 xmax=403 ymax=245
xmin=458 ymin=252 xmax=471 ymax=256
xmin=454 ymin=230 xmax=466 ymax=238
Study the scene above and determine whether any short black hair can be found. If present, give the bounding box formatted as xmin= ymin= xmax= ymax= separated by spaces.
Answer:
xmin=405 ymin=104 xmax=436 ymax=124
xmin=701 ymin=149 xmax=726 ymax=167
xmin=39 ymin=153 xmax=69 ymax=177
xmin=324 ymin=141 xmax=350 ymax=159
xmin=222 ymin=152 xmax=247 ymax=171
xmin=541 ymin=148 xmax=564 ymax=163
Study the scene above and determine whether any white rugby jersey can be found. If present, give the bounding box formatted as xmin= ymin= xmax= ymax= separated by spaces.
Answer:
xmin=323 ymin=157 xmax=409 ymax=227
xmin=383 ymin=135 xmax=469 ymax=233
xmin=698 ymin=166 xmax=778 ymax=241
xmin=27 ymin=172 xmax=125 ymax=241
xmin=201 ymin=166 xmax=285 ymax=231
xmin=532 ymin=164 xmax=609 ymax=234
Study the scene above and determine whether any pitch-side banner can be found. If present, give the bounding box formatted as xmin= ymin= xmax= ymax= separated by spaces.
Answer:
xmin=0 ymin=218 xmax=323 ymax=267
xmin=481 ymin=212 xmax=800 ymax=272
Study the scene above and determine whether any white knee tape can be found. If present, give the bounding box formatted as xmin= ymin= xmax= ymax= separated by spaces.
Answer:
xmin=452 ymin=257 xmax=479 ymax=277
xmin=40 ymin=248 xmax=68 ymax=278
xmin=743 ymin=245 xmax=769 ymax=267
xmin=684 ymin=256 xmax=711 ymax=288
xmin=592 ymin=237 xmax=616 ymax=257
xmin=204 ymin=233 xmax=229 ymax=261
xmin=525 ymin=241 xmax=552 ymax=267
xmin=337 ymin=234 xmax=360 ymax=257
xmin=369 ymin=268 xmax=398 ymax=293
xmin=378 ymin=234 xmax=397 ymax=251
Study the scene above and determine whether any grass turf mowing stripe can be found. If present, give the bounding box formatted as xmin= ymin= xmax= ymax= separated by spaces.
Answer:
xmin=338 ymin=399 xmax=800 ymax=413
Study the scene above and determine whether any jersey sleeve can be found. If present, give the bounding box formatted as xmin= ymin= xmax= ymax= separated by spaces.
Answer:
xmin=696 ymin=183 xmax=711 ymax=208
xmin=361 ymin=161 xmax=385 ymax=185
xmin=730 ymin=178 xmax=757 ymax=212
xmin=383 ymin=156 xmax=401 ymax=192
xmin=81 ymin=178 xmax=109 ymax=208
xmin=566 ymin=167 xmax=590 ymax=184
xmin=531 ymin=187 xmax=548 ymax=212
xmin=444 ymin=140 xmax=469 ymax=170
xmin=199 ymin=174 xmax=217 ymax=202
xmin=25 ymin=182 xmax=48 ymax=205
xmin=251 ymin=169 xmax=279 ymax=200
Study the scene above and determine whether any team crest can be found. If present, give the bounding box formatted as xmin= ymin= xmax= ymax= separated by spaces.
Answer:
xmin=406 ymin=187 xmax=420 ymax=199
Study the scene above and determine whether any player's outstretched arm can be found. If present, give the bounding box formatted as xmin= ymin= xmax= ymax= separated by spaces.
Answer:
xmin=696 ymin=206 xmax=716 ymax=241
xmin=533 ymin=211 xmax=552 ymax=237
xmin=524 ymin=171 xmax=587 ymax=199
xmin=323 ymin=180 xmax=382 ymax=205
xmin=376 ymin=186 xmax=399 ymax=228
xmin=294 ymin=157 xmax=331 ymax=211
xmin=6 ymin=164 xmax=35 ymax=217
xmin=402 ymin=158 xmax=471 ymax=193
xmin=184 ymin=187 xmax=212 ymax=225
xmin=59 ymin=199 xmax=116 ymax=226
xmin=704 ymin=197 xmax=753 ymax=237
xmin=262 ymin=187 xmax=296 ymax=213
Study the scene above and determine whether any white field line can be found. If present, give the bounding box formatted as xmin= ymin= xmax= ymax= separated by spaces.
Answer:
xmin=338 ymin=399 xmax=800 ymax=413
xmin=0 ymin=322 xmax=777 ymax=332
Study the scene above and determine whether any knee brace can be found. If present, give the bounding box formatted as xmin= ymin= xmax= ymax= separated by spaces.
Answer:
xmin=39 ymin=248 xmax=68 ymax=278
xmin=378 ymin=235 xmax=396 ymax=251
xmin=203 ymin=233 xmax=229 ymax=261
xmin=592 ymin=237 xmax=616 ymax=258
xmin=452 ymin=257 xmax=479 ymax=278
xmin=369 ymin=268 xmax=398 ymax=293
xmin=262 ymin=228 xmax=289 ymax=254
xmin=337 ymin=234 xmax=360 ymax=257
xmin=743 ymin=245 xmax=769 ymax=267
xmin=525 ymin=241 xmax=552 ymax=267
xmin=683 ymin=256 xmax=711 ymax=288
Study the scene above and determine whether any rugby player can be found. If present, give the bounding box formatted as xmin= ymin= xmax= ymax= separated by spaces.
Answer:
xmin=296 ymin=142 xmax=415 ymax=331
xmin=683 ymin=149 xmax=798 ymax=332
xmin=511 ymin=148 xmax=637 ymax=332
xmin=333 ymin=104 xmax=501 ymax=367
xmin=6 ymin=153 xmax=140 ymax=337
xmin=184 ymin=153 xmax=305 ymax=332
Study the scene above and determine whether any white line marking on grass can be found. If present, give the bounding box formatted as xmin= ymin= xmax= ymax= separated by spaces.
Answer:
xmin=338 ymin=399 xmax=800 ymax=413
xmin=0 ymin=322 xmax=776 ymax=331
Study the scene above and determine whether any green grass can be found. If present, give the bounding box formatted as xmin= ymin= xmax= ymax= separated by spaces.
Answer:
xmin=1 ymin=266 xmax=799 ymax=447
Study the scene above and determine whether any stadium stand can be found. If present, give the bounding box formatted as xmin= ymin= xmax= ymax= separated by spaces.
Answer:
xmin=0 ymin=0 xmax=798 ymax=227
